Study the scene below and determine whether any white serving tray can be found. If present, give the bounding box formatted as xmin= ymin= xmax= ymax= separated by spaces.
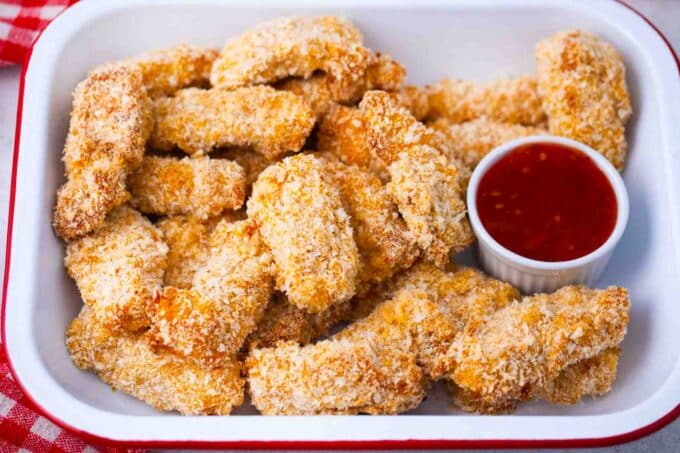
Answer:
xmin=3 ymin=0 xmax=679 ymax=448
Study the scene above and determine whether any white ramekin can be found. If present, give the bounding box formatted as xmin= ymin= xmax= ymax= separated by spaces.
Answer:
xmin=467 ymin=135 xmax=629 ymax=294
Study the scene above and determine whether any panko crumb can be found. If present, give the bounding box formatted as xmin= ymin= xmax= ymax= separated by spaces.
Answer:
xmin=210 ymin=16 xmax=373 ymax=100
xmin=66 ymin=306 xmax=244 ymax=415
xmin=129 ymin=155 xmax=246 ymax=219
xmin=150 ymin=86 xmax=314 ymax=159
xmin=248 ymin=154 xmax=360 ymax=313
xmin=535 ymin=30 xmax=631 ymax=170
xmin=53 ymin=66 xmax=153 ymax=240
xmin=424 ymin=76 xmax=546 ymax=125
xmin=65 ymin=206 xmax=167 ymax=332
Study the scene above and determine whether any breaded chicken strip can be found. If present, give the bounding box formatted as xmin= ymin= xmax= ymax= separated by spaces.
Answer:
xmin=451 ymin=348 xmax=621 ymax=414
xmin=317 ymin=104 xmax=390 ymax=181
xmin=66 ymin=307 xmax=243 ymax=415
xmin=246 ymin=292 xmax=352 ymax=349
xmin=149 ymin=219 xmax=274 ymax=367
xmin=100 ymin=45 xmax=218 ymax=98
xmin=342 ymin=264 xmax=519 ymax=379
xmin=210 ymin=16 xmax=372 ymax=100
xmin=150 ymin=86 xmax=314 ymax=158
xmin=65 ymin=206 xmax=167 ymax=332
xmin=389 ymin=86 xmax=430 ymax=121
xmin=424 ymin=76 xmax=546 ymax=125
xmin=387 ymin=145 xmax=473 ymax=266
xmin=248 ymin=154 xmax=360 ymax=313
xmin=129 ymin=155 xmax=245 ymax=219
xmin=429 ymin=117 xmax=546 ymax=173
xmin=156 ymin=213 xmax=244 ymax=288
xmin=246 ymin=336 xmax=426 ymax=415
xmin=536 ymin=30 xmax=631 ymax=170
xmin=53 ymin=67 xmax=153 ymax=240
xmin=448 ymin=286 xmax=630 ymax=408
xmin=277 ymin=52 xmax=405 ymax=119
xmin=214 ymin=148 xmax=272 ymax=195
xmin=318 ymin=153 xmax=418 ymax=291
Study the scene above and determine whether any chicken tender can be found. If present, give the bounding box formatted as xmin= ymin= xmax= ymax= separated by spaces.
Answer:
xmin=214 ymin=148 xmax=273 ymax=195
xmin=424 ymin=76 xmax=546 ymax=125
xmin=535 ymin=30 xmax=631 ymax=170
xmin=317 ymin=104 xmax=389 ymax=180
xmin=248 ymin=154 xmax=360 ymax=313
xmin=150 ymin=86 xmax=314 ymax=158
xmin=101 ymin=45 xmax=218 ymax=98
xmin=318 ymin=153 xmax=418 ymax=291
xmin=129 ymin=155 xmax=245 ymax=219
xmin=389 ymin=86 xmax=430 ymax=121
xmin=66 ymin=307 xmax=243 ymax=415
xmin=65 ymin=206 xmax=167 ymax=332
xmin=277 ymin=52 xmax=405 ymax=119
xmin=210 ymin=16 xmax=372 ymax=100
xmin=53 ymin=67 xmax=153 ymax=240
xmin=246 ymin=292 xmax=352 ymax=349
xmin=149 ymin=219 xmax=274 ymax=367
xmin=246 ymin=336 xmax=426 ymax=415
xmin=448 ymin=286 xmax=630 ymax=408
xmin=387 ymin=145 xmax=474 ymax=266
xmin=429 ymin=117 xmax=546 ymax=173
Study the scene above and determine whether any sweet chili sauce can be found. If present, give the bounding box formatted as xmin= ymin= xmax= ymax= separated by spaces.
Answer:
xmin=476 ymin=142 xmax=617 ymax=262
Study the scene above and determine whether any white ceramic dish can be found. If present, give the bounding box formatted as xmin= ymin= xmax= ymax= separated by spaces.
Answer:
xmin=2 ymin=0 xmax=679 ymax=448
xmin=467 ymin=135 xmax=630 ymax=294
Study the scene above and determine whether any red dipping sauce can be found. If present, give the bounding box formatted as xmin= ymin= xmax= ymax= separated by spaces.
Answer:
xmin=476 ymin=142 xmax=617 ymax=262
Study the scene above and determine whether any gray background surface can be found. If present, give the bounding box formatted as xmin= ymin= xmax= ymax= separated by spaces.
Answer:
xmin=0 ymin=0 xmax=677 ymax=451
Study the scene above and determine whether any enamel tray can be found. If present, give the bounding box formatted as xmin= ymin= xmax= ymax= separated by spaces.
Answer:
xmin=3 ymin=0 xmax=679 ymax=448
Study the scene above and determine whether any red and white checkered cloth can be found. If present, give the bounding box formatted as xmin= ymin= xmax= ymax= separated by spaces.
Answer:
xmin=0 ymin=0 xmax=77 ymax=66
xmin=2 ymin=2 xmax=146 ymax=451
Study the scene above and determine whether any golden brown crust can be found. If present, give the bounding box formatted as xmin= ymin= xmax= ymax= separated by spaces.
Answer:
xmin=535 ymin=30 xmax=631 ymax=170
xmin=246 ymin=337 xmax=426 ymax=415
xmin=53 ymin=66 xmax=153 ymax=240
xmin=210 ymin=16 xmax=373 ymax=99
xmin=318 ymin=153 xmax=418 ymax=291
xmin=148 ymin=219 xmax=274 ymax=367
xmin=424 ymin=76 xmax=546 ymax=125
xmin=66 ymin=307 xmax=244 ymax=415
xmin=213 ymin=148 xmax=273 ymax=196
xmin=150 ymin=86 xmax=314 ymax=159
xmin=448 ymin=286 xmax=630 ymax=407
xmin=129 ymin=155 xmax=246 ymax=219
xmin=247 ymin=154 xmax=360 ymax=313
xmin=389 ymin=86 xmax=430 ymax=121
xmin=100 ymin=45 xmax=219 ymax=98
xmin=65 ymin=206 xmax=167 ymax=332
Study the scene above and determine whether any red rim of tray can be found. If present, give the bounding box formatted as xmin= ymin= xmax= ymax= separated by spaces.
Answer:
xmin=2 ymin=0 xmax=679 ymax=449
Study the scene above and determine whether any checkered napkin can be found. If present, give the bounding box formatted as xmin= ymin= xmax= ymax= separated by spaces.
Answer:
xmin=0 ymin=0 xmax=77 ymax=66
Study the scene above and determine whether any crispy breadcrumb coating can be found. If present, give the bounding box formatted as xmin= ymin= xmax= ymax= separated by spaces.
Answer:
xmin=65 ymin=206 xmax=167 ymax=332
xmin=54 ymin=67 xmax=153 ymax=240
xmin=248 ymin=154 xmax=360 ymax=313
xmin=429 ymin=117 xmax=546 ymax=172
xmin=386 ymin=145 xmax=474 ymax=266
xmin=210 ymin=16 xmax=372 ymax=100
xmin=150 ymin=86 xmax=314 ymax=158
xmin=246 ymin=292 xmax=352 ymax=349
xmin=156 ymin=214 xmax=243 ymax=288
xmin=149 ymin=219 xmax=274 ymax=367
xmin=277 ymin=52 xmax=405 ymax=119
xmin=102 ymin=45 xmax=218 ymax=98
xmin=448 ymin=286 xmax=630 ymax=408
xmin=536 ymin=347 xmax=620 ymax=405
xmin=246 ymin=336 xmax=426 ymax=415
xmin=535 ymin=30 xmax=632 ymax=170
xmin=389 ymin=86 xmax=430 ymax=121
xmin=318 ymin=153 xmax=418 ymax=291
xmin=129 ymin=155 xmax=245 ymax=219
xmin=424 ymin=76 xmax=546 ymax=125
xmin=214 ymin=148 xmax=275 ymax=195
xmin=66 ymin=307 xmax=244 ymax=415
xmin=317 ymin=104 xmax=390 ymax=180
